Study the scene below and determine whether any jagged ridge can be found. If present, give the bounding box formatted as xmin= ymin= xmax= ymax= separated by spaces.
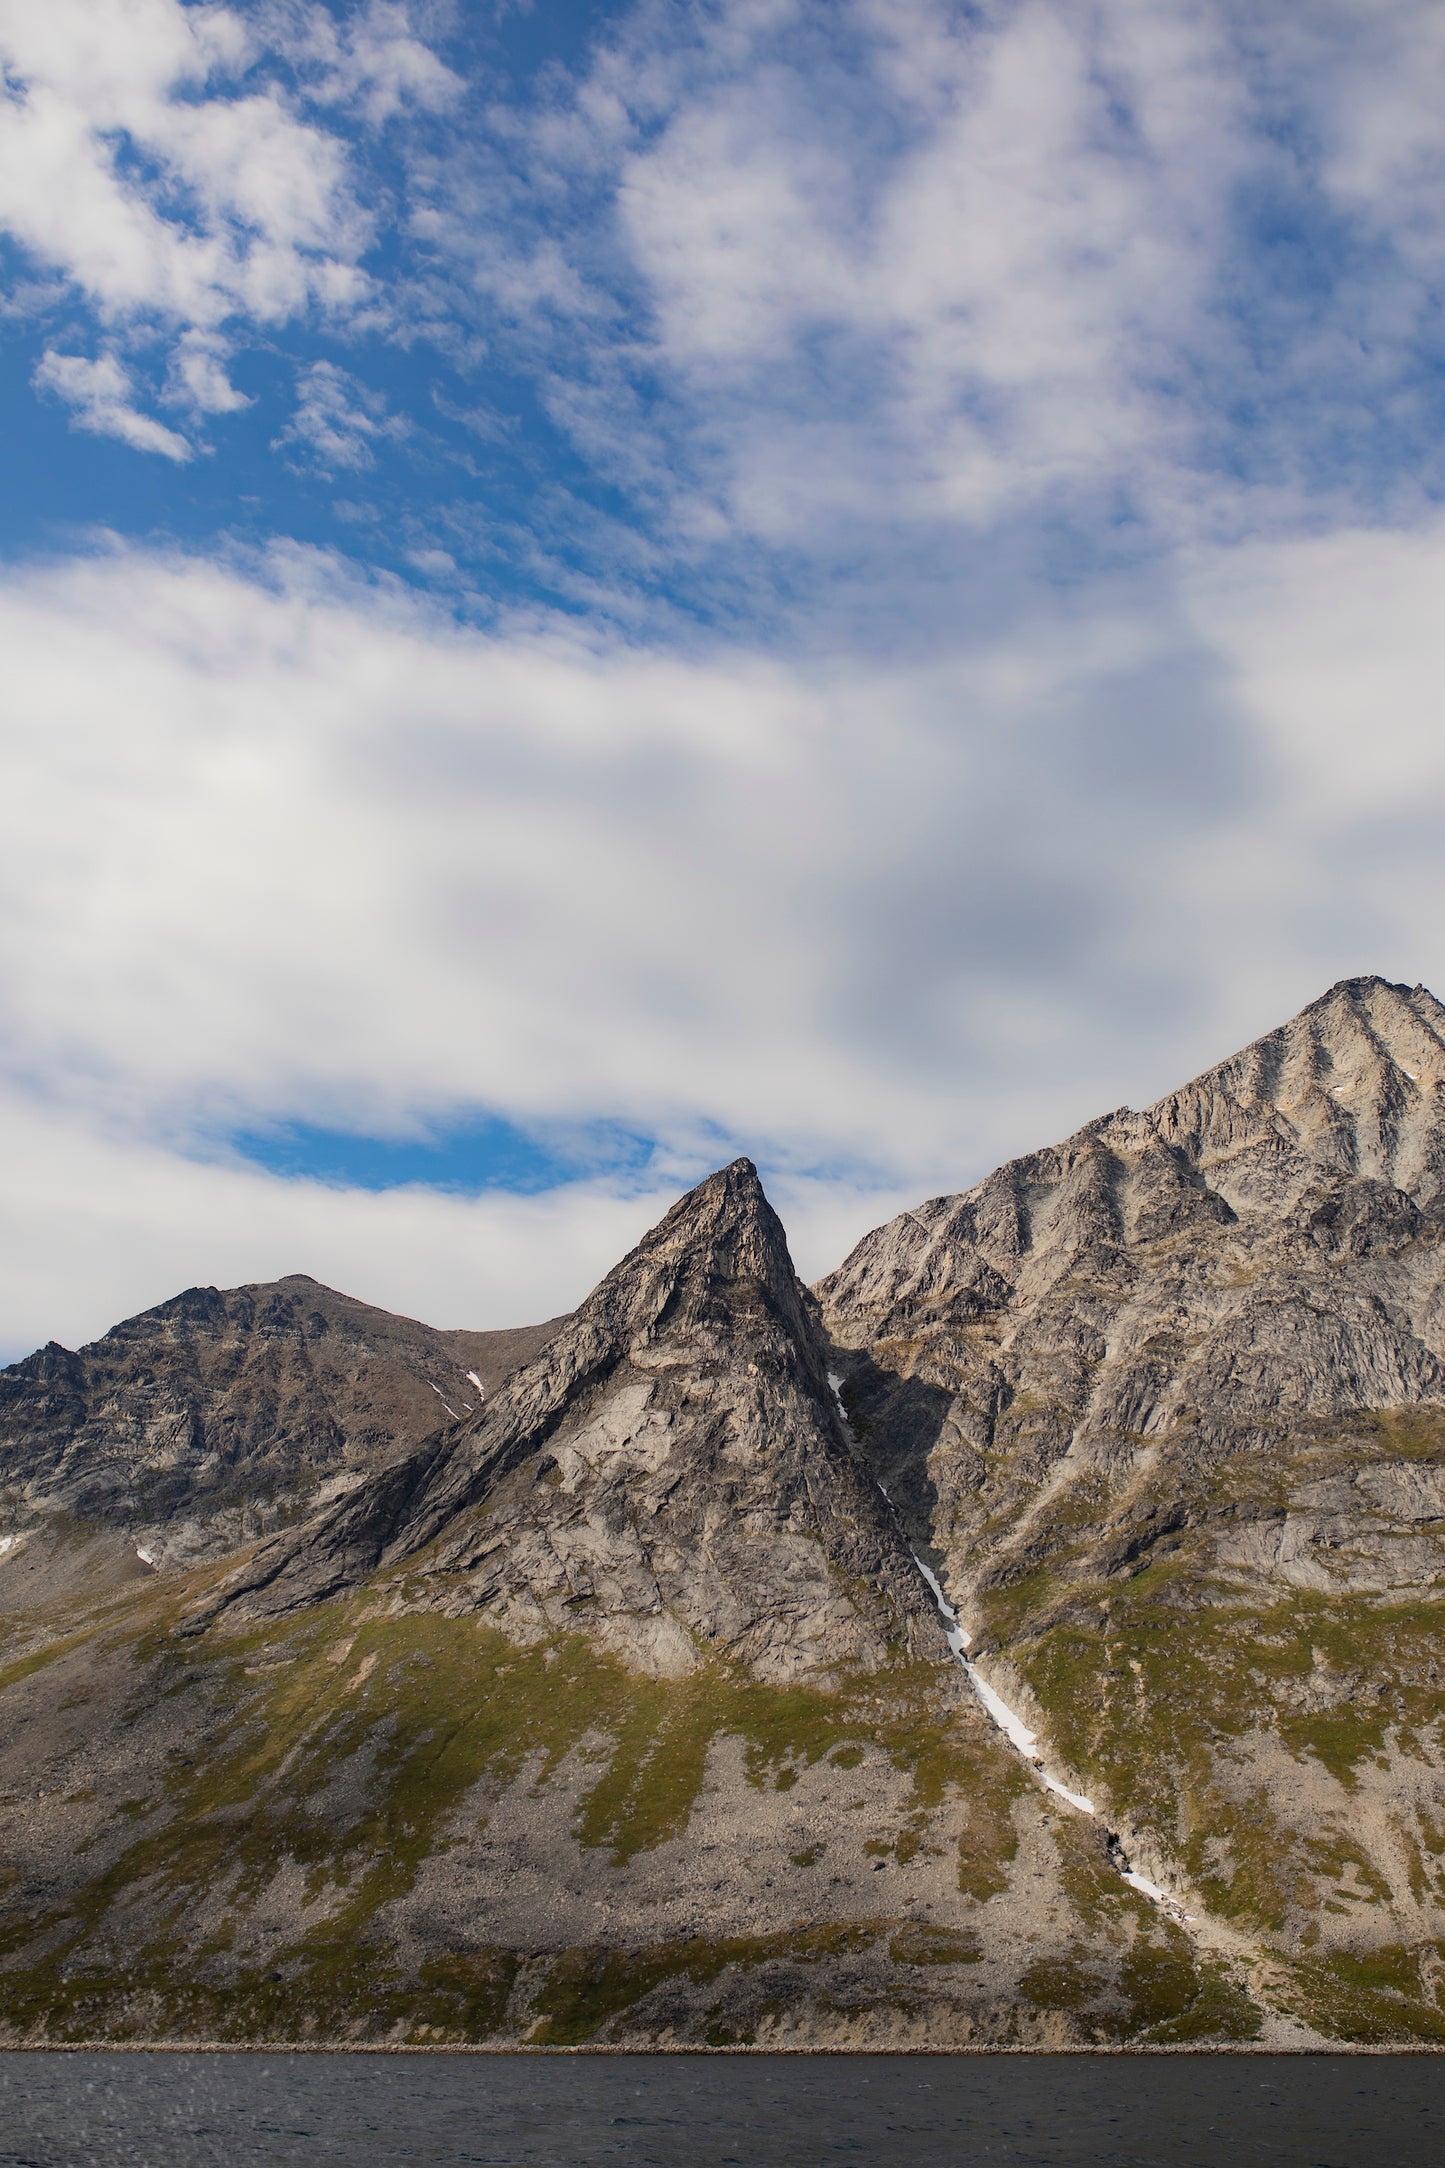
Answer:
xmin=193 ymin=1160 xmax=942 ymax=1683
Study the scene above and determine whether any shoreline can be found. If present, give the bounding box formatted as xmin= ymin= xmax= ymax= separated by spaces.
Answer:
xmin=2 ymin=2039 xmax=1442 ymax=2056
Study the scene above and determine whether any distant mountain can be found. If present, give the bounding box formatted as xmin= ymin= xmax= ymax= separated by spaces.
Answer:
xmin=0 ymin=1276 xmax=567 ymax=1593
xmin=2 ymin=977 xmax=1444 ymax=2048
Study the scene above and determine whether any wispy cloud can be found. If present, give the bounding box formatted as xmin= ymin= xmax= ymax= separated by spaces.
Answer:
xmin=0 ymin=0 xmax=370 ymax=329
xmin=166 ymin=329 xmax=252 ymax=415
xmin=274 ymin=359 xmax=408 ymax=471
xmin=33 ymin=348 xmax=193 ymax=458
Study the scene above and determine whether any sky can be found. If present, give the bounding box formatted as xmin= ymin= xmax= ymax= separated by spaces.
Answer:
xmin=5 ymin=0 xmax=1445 ymax=1354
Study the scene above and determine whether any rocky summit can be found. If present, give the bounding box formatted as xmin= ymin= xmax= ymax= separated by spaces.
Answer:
xmin=2 ymin=977 xmax=1445 ymax=2046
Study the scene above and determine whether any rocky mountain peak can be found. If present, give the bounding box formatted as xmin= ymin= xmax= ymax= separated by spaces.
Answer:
xmin=820 ymin=975 xmax=1445 ymax=1642
xmin=200 ymin=1160 xmax=941 ymax=1682
xmin=820 ymin=977 xmax=1445 ymax=1343
xmin=1124 ymin=973 xmax=1445 ymax=1212
xmin=0 ymin=1277 xmax=565 ymax=1600
xmin=570 ymin=1154 xmax=819 ymax=1366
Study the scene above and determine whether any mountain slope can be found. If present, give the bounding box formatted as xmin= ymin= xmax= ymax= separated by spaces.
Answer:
xmin=199 ymin=1161 xmax=944 ymax=1683
xmin=0 ymin=1277 xmax=567 ymax=1597
xmin=0 ymin=1163 xmax=1247 ymax=2048
xmin=821 ymin=975 xmax=1445 ymax=2039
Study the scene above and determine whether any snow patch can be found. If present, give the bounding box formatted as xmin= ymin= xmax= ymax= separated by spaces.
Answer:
xmin=911 ymin=1549 xmax=1096 ymax=1811
xmin=429 ymin=1382 xmax=461 ymax=1420
xmin=826 ymin=1369 xmax=850 ymax=1428
xmin=135 ymin=1547 xmax=156 ymax=1568
xmin=466 ymin=1371 xmax=485 ymax=1397
xmin=904 ymin=1529 xmax=1208 ymax=1927
xmin=0 ymin=1535 xmax=14 ymax=1557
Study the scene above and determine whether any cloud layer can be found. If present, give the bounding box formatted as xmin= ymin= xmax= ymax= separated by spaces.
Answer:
xmin=4 ymin=516 xmax=1445 ymax=1351
xmin=5 ymin=3 xmax=1445 ymax=1350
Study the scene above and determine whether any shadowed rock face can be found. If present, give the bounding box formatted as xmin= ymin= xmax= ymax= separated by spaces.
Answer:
xmin=0 ymin=1277 xmax=567 ymax=1581
xmin=201 ymin=1160 xmax=943 ymax=1683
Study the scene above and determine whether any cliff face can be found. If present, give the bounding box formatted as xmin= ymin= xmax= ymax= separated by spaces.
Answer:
xmin=199 ymin=1160 xmax=944 ymax=1685
xmin=821 ymin=976 xmax=1445 ymax=2038
xmin=0 ymin=1277 xmax=566 ymax=1589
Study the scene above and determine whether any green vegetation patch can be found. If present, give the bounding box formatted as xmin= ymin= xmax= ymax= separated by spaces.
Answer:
xmin=988 ymin=1555 xmax=1445 ymax=2040
xmin=0 ymin=1606 xmax=1029 ymax=2043
xmin=526 ymin=1923 xmax=885 ymax=2046
xmin=887 ymin=1921 xmax=982 ymax=1967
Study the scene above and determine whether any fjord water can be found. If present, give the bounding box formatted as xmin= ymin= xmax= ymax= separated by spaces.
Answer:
xmin=0 ymin=2054 xmax=1439 ymax=2167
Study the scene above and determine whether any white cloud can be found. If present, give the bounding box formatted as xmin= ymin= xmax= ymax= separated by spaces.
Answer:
xmin=33 ymin=348 xmax=192 ymax=459
xmin=166 ymin=329 xmax=251 ymax=414
xmin=0 ymin=0 xmax=372 ymax=337
xmin=0 ymin=537 xmax=1442 ymax=1167
xmin=405 ymin=0 xmax=1445 ymax=561
xmin=0 ymin=1085 xmax=678 ymax=1361
xmin=4 ymin=521 xmax=1445 ymax=1349
xmin=274 ymin=359 xmax=406 ymax=470
xmin=284 ymin=0 xmax=462 ymax=126
xmin=511 ymin=0 xmax=1255 ymax=539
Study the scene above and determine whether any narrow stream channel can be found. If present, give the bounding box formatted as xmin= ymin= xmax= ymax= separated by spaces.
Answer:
xmin=827 ymin=1373 xmax=1194 ymax=1927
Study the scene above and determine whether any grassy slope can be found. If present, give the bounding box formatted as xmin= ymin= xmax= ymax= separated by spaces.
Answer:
xmin=0 ymin=1564 xmax=1256 ymax=2045
xmin=967 ymin=1413 xmax=1445 ymax=2042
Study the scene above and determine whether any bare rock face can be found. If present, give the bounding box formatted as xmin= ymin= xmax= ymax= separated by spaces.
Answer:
xmin=821 ymin=975 xmax=1445 ymax=1601
xmin=205 ymin=1160 xmax=943 ymax=1684
xmin=821 ymin=975 xmax=1445 ymax=2035
xmin=0 ymin=1277 xmax=566 ymax=1585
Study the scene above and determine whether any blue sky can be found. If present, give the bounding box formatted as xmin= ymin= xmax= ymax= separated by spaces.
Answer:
xmin=5 ymin=0 xmax=1445 ymax=1351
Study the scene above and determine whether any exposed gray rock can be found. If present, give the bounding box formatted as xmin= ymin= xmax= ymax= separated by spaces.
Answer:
xmin=0 ymin=1277 xmax=567 ymax=1583
xmin=197 ymin=1160 xmax=944 ymax=1682
xmin=821 ymin=976 xmax=1445 ymax=1612
xmin=819 ymin=975 xmax=1445 ymax=2029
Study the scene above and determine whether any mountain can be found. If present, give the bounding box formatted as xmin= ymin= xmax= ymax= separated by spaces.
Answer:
xmin=194 ymin=1161 xmax=943 ymax=1683
xmin=0 ymin=1164 xmax=1239 ymax=2049
xmin=822 ymin=975 xmax=1445 ymax=2040
xmin=0 ymin=1277 xmax=566 ymax=1598
xmin=2 ymin=979 xmax=1444 ymax=2047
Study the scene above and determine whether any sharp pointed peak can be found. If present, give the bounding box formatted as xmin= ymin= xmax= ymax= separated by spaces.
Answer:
xmin=550 ymin=1153 xmax=809 ymax=1360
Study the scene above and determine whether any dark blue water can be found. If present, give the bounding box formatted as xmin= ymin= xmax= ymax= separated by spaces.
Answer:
xmin=0 ymin=2052 xmax=1439 ymax=2166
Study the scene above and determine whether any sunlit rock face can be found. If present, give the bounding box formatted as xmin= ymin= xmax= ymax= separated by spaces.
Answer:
xmin=820 ymin=976 xmax=1445 ymax=1606
xmin=821 ymin=977 xmax=1445 ymax=2036
xmin=199 ymin=1159 xmax=945 ymax=1685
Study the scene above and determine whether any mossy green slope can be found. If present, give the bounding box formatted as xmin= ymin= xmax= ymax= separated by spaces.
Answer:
xmin=971 ymin=1487 xmax=1445 ymax=2042
xmin=0 ymin=1567 xmax=1255 ymax=2045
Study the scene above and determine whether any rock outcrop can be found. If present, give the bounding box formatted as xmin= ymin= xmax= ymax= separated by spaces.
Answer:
xmin=0 ymin=1276 xmax=565 ymax=1584
xmin=821 ymin=975 xmax=1445 ymax=1605
xmin=198 ymin=1160 xmax=943 ymax=1683
xmin=821 ymin=975 xmax=1445 ymax=2037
